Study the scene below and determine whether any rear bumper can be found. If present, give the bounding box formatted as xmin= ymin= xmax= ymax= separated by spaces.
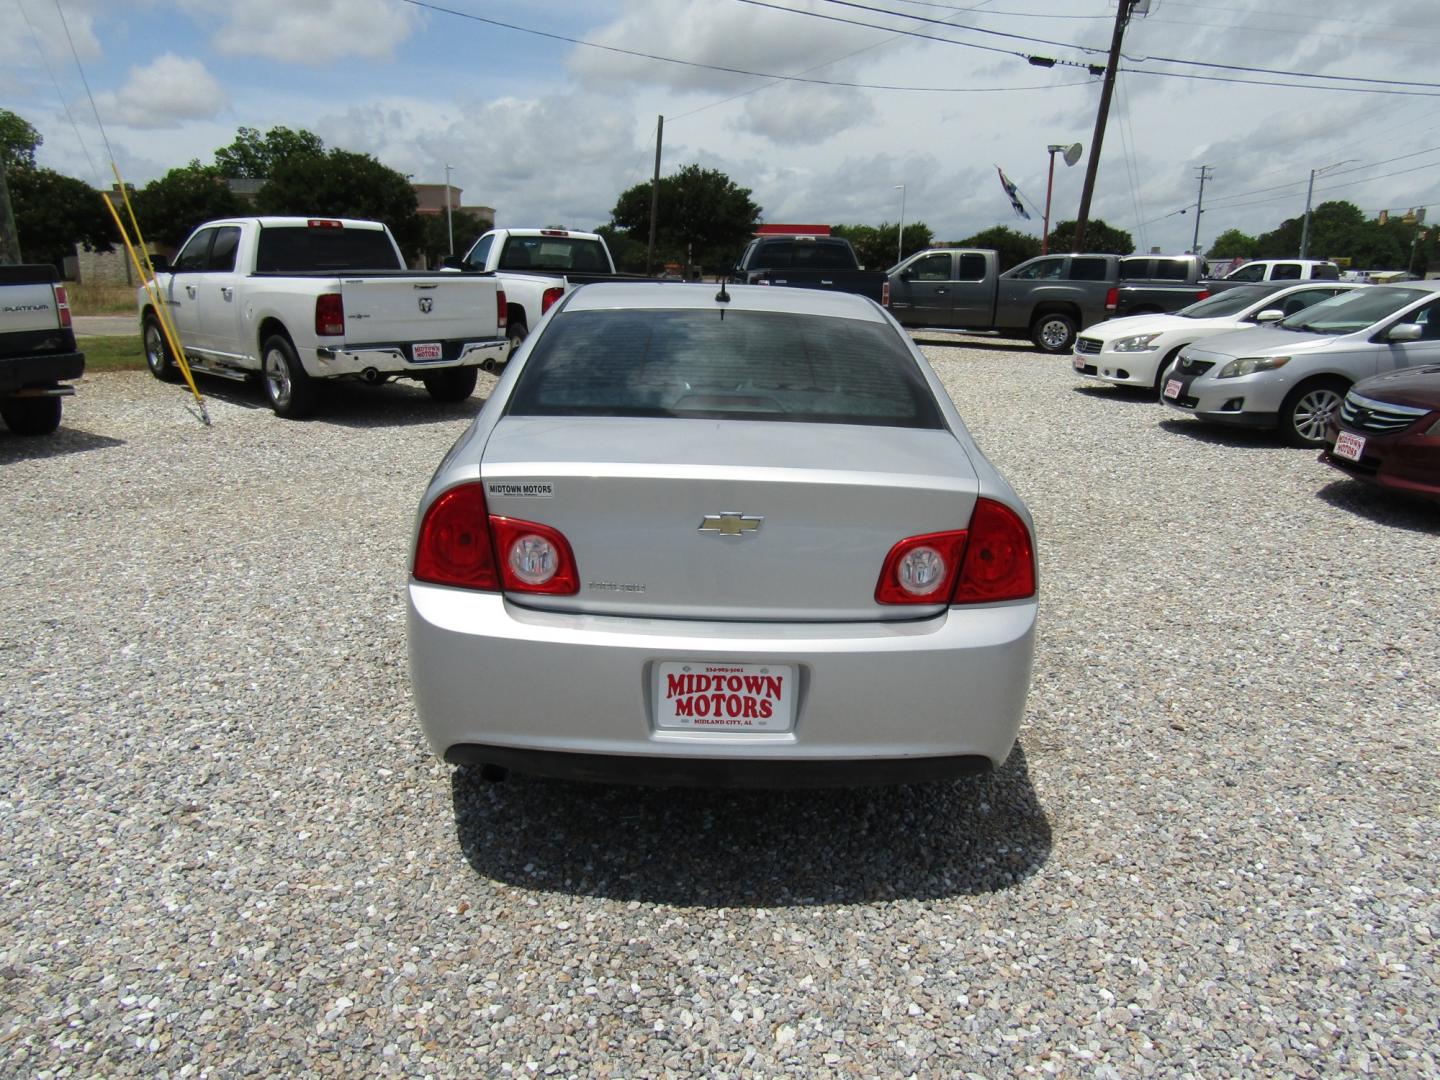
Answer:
xmin=310 ymin=337 xmax=507 ymax=377
xmin=0 ymin=350 xmax=85 ymax=393
xmin=407 ymin=585 xmax=1036 ymax=787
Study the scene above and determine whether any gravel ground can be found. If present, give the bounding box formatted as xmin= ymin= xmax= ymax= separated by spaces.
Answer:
xmin=2 ymin=344 xmax=1437 ymax=1078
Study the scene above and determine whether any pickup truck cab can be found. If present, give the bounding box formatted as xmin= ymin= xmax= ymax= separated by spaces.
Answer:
xmin=1111 ymin=254 xmax=1214 ymax=318
xmin=1 ymin=265 xmax=85 ymax=436
xmin=452 ymin=228 xmax=621 ymax=350
xmin=888 ymin=249 xmax=1117 ymax=353
xmin=732 ymin=235 xmax=889 ymax=307
xmin=1215 ymin=259 xmax=1341 ymax=286
xmin=139 ymin=217 xmax=508 ymax=418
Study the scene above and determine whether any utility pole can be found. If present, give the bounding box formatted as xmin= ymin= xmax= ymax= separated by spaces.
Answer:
xmin=646 ymin=115 xmax=663 ymax=275
xmin=0 ymin=158 xmax=20 ymax=264
xmin=1074 ymin=0 xmax=1136 ymax=252
xmin=1191 ymin=165 xmax=1213 ymax=254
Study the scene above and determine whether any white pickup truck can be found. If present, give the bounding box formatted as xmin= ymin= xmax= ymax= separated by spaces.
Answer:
xmin=138 ymin=217 xmax=508 ymax=418
xmin=1 ymin=265 xmax=85 ymax=436
xmin=447 ymin=228 xmax=622 ymax=348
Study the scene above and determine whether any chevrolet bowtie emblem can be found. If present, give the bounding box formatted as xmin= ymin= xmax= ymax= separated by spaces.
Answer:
xmin=698 ymin=512 xmax=763 ymax=536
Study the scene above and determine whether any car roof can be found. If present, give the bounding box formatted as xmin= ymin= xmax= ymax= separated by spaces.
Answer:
xmin=196 ymin=217 xmax=389 ymax=231
xmin=561 ymin=282 xmax=891 ymax=322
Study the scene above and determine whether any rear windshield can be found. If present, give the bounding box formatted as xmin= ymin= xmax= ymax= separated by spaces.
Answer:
xmin=750 ymin=240 xmax=857 ymax=270
xmin=1178 ymin=285 xmax=1272 ymax=318
xmin=506 ymin=308 xmax=944 ymax=428
xmin=255 ymin=225 xmax=401 ymax=272
xmin=497 ymin=235 xmax=610 ymax=272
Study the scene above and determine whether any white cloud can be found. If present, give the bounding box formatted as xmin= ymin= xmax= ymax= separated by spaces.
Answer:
xmin=184 ymin=0 xmax=422 ymax=64
xmin=738 ymin=83 xmax=874 ymax=145
xmin=94 ymin=53 xmax=228 ymax=130
xmin=0 ymin=0 xmax=103 ymax=67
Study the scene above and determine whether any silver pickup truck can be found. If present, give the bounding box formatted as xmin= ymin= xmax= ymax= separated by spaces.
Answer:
xmin=888 ymin=250 xmax=1118 ymax=353
xmin=1 ymin=264 xmax=85 ymax=436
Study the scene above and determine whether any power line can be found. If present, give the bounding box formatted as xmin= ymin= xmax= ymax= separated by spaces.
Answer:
xmin=1118 ymin=67 xmax=1440 ymax=98
xmin=812 ymin=0 xmax=1108 ymax=54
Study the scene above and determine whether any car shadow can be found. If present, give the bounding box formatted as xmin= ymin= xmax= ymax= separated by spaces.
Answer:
xmin=450 ymin=744 xmax=1051 ymax=906
xmin=1157 ymin=417 xmax=1282 ymax=449
xmin=912 ymin=334 xmax=1038 ymax=355
xmin=0 ymin=426 xmax=126 ymax=461
xmin=1315 ymin=479 xmax=1440 ymax=533
xmin=180 ymin=374 xmax=492 ymax=428
xmin=1071 ymin=384 xmax=1160 ymax=406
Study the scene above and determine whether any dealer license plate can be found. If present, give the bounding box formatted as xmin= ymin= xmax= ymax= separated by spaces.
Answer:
xmin=1163 ymin=378 xmax=1183 ymax=400
xmin=1072 ymin=356 xmax=1084 ymax=370
xmin=1334 ymin=431 xmax=1366 ymax=462
xmin=655 ymin=662 xmax=796 ymax=732
xmin=413 ymin=342 xmax=442 ymax=361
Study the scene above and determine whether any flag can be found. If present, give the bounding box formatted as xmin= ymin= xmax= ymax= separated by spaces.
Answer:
xmin=996 ymin=166 xmax=1031 ymax=220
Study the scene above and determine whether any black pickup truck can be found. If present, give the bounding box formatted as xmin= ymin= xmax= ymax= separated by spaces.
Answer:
xmin=732 ymin=235 xmax=890 ymax=306
xmin=0 ymin=264 xmax=85 ymax=436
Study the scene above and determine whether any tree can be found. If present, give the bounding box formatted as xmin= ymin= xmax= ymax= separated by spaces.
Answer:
xmin=609 ymin=164 xmax=761 ymax=273
xmin=133 ymin=162 xmax=243 ymax=247
xmin=255 ymin=148 xmax=422 ymax=256
xmin=952 ymin=226 xmax=1040 ymax=271
xmin=214 ymin=125 xmax=325 ymax=179
xmin=595 ymin=223 xmax=646 ymax=273
xmin=417 ymin=208 xmax=490 ymax=267
xmin=831 ymin=222 xmax=933 ymax=269
xmin=1207 ymin=228 xmax=1258 ymax=260
xmin=8 ymin=164 xmax=116 ymax=270
xmin=1046 ymin=218 xmax=1133 ymax=255
xmin=0 ymin=109 xmax=42 ymax=170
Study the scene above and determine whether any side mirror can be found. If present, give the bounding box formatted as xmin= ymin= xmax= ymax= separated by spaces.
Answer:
xmin=899 ymin=267 xmax=915 ymax=280
xmin=1387 ymin=322 xmax=1423 ymax=342
xmin=1254 ymin=309 xmax=1284 ymax=323
xmin=441 ymin=255 xmax=467 ymax=270
xmin=148 ymin=253 xmax=170 ymax=274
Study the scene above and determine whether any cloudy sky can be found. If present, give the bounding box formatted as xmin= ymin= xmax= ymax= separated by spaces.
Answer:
xmin=4 ymin=0 xmax=1438 ymax=257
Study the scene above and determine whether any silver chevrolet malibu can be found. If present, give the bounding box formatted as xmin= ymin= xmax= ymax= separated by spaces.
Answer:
xmin=406 ymin=282 xmax=1037 ymax=787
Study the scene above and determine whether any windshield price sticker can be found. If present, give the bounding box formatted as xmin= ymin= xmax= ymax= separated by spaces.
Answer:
xmin=656 ymin=662 xmax=796 ymax=732
xmin=413 ymin=342 xmax=442 ymax=361
xmin=1334 ymin=431 xmax=1366 ymax=462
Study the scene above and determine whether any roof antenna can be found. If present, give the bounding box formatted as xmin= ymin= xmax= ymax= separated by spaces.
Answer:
xmin=715 ymin=277 xmax=731 ymax=303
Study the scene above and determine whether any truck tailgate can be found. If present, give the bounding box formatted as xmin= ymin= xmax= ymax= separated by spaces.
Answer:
xmin=339 ymin=276 xmax=496 ymax=343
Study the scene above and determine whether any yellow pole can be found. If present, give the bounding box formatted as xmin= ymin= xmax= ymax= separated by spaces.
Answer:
xmin=103 ymin=164 xmax=210 ymax=425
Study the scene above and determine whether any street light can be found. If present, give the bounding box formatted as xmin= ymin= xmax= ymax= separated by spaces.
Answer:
xmin=1042 ymin=142 xmax=1082 ymax=255
xmin=1299 ymin=159 xmax=1355 ymax=259
xmin=443 ymin=163 xmax=455 ymax=258
xmin=894 ymin=184 xmax=906 ymax=265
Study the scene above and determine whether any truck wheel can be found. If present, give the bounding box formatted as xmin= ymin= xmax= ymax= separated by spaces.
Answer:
xmin=1031 ymin=312 xmax=1077 ymax=354
xmin=261 ymin=335 xmax=318 ymax=419
xmin=0 ymin=396 xmax=62 ymax=436
xmin=1279 ymin=377 xmax=1347 ymax=448
xmin=507 ymin=321 xmax=528 ymax=355
xmin=142 ymin=314 xmax=181 ymax=382
xmin=423 ymin=367 xmax=478 ymax=402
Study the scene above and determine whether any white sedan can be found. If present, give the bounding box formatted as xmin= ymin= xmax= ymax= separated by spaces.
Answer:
xmin=406 ymin=282 xmax=1037 ymax=788
xmin=1072 ymin=282 xmax=1363 ymax=392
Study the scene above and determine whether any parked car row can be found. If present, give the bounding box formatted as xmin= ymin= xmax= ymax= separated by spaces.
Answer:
xmin=1071 ymin=281 xmax=1440 ymax=500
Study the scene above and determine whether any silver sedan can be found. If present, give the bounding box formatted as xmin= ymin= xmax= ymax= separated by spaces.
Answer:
xmin=406 ymin=283 xmax=1037 ymax=787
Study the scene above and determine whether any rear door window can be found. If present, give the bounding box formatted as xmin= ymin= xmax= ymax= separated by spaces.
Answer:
xmin=1154 ymin=259 xmax=1190 ymax=281
xmin=507 ymin=308 xmax=944 ymax=429
xmin=1068 ymin=257 xmax=1111 ymax=281
xmin=957 ymin=253 xmax=988 ymax=280
xmin=207 ymin=227 xmax=241 ymax=272
xmin=1271 ymin=263 xmax=1302 ymax=280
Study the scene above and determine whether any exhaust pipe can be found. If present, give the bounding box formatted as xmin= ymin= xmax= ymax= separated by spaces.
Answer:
xmin=361 ymin=367 xmax=382 ymax=384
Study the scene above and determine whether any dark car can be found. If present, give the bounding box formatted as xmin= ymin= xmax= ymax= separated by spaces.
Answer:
xmin=1319 ymin=364 xmax=1440 ymax=501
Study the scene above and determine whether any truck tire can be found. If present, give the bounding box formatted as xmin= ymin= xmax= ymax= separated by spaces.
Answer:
xmin=507 ymin=320 xmax=528 ymax=355
xmin=261 ymin=334 xmax=319 ymax=419
xmin=1031 ymin=312 xmax=1077 ymax=354
xmin=0 ymin=396 xmax=62 ymax=436
xmin=142 ymin=314 xmax=181 ymax=382
xmin=423 ymin=366 xmax=478 ymax=402
xmin=1279 ymin=377 xmax=1347 ymax=448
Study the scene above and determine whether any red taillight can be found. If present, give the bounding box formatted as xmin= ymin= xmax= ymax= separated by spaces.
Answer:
xmin=881 ymin=280 xmax=891 ymax=307
xmin=875 ymin=530 xmax=968 ymax=605
xmin=414 ymin=485 xmax=500 ymax=590
xmin=490 ymin=517 xmax=578 ymax=595
xmin=540 ymin=229 xmax=570 ymax=237
xmin=953 ymin=498 xmax=1035 ymax=605
xmin=1194 ymin=289 xmax=1210 ymax=301
xmin=1105 ymin=286 xmax=1118 ymax=312
xmin=497 ymin=288 xmax=507 ymax=329
xmin=315 ymin=293 xmax=344 ymax=336
xmin=541 ymin=286 xmax=564 ymax=315
xmin=413 ymin=483 xmax=577 ymax=594
xmin=53 ymin=284 xmax=72 ymax=329
xmin=874 ymin=499 xmax=1035 ymax=607
xmin=307 ymin=219 xmax=343 ymax=229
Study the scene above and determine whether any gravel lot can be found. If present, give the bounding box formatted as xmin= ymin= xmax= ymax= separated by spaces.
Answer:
xmin=2 ymin=342 xmax=1437 ymax=1078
